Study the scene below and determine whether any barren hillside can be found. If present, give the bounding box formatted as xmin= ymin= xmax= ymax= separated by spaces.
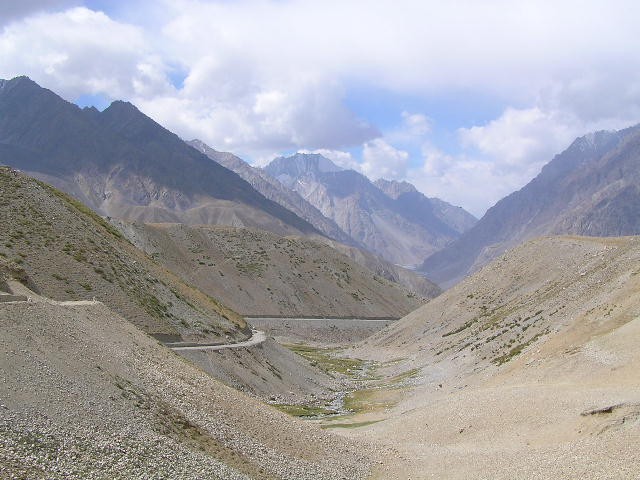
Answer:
xmin=343 ymin=235 xmax=640 ymax=478
xmin=0 ymin=168 xmax=345 ymax=404
xmin=0 ymin=295 xmax=371 ymax=479
xmin=0 ymin=167 xmax=244 ymax=343
xmin=117 ymin=221 xmax=433 ymax=317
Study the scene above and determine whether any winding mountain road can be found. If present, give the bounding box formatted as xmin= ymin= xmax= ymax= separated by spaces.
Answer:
xmin=167 ymin=329 xmax=267 ymax=351
xmin=0 ymin=285 xmax=268 ymax=353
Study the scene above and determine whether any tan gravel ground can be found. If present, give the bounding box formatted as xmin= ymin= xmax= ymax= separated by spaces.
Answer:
xmin=0 ymin=298 xmax=372 ymax=479
xmin=337 ymin=236 xmax=640 ymax=479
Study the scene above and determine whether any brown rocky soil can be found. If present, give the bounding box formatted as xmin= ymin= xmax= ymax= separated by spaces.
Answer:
xmin=117 ymin=221 xmax=431 ymax=317
xmin=334 ymin=235 xmax=640 ymax=478
xmin=0 ymin=167 xmax=245 ymax=343
xmin=0 ymin=294 xmax=372 ymax=479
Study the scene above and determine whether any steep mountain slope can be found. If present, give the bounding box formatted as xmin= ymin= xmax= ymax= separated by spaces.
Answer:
xmin=421 ymin=125 xmax=640 ymax=287
xmin=0 ymin=166 xmax=244 ymax=343
xmin=188 ymin=139 xmax=354 ymax=245
xmin=0 ymin=296 xmax=370 ymax=479
xmin=265 ymin=153 xmax=475 ymax=266
xmin=0 ymin=76 xmax=318 ymax=236
xmin=320 ymin=238 xmax=442 ymax=299
xmin=117 ymin=222 xmax=434 ymax=317
xmin=374 ymin=178 xmax=476 ymax=235
xmin=188 ymin=140 xmax=440 ymax=296
xmin=347 ymin=235 xmax=640 ymax=478
xmin=0 ymin=168 xmax=341 ymax=404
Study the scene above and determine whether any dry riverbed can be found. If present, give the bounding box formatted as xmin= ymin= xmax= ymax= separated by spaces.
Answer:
xmin=271 ymin=343 xmax=420 ymax=430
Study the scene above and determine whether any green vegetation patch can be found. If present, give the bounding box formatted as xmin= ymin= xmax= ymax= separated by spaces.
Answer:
xmin=442 ymin=317 xmax=478 ymax=337
xmin=343 ymin=388 xmax=399 ymax=414
xmin=386 ymin=368 xmax=420 ymax=385
xmin=284 ymin=343 xmax=365 ymax=377
xmin=492 ymin=329 xmax=548 ymax=365
xmin=273 ymin=404 xmax=336 ymax=417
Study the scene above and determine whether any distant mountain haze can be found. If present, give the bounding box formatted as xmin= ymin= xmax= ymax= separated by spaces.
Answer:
xmin=265 ymin=153 xmax=477 ymax=267
xmin=188 ymin=139 xmax=442 ymax=296
xmin=421 ymin=125 xmax=640 ymax=287
xmin=188 ymin=139 xmax=356 ymax=245
xmin=0 ymin=76 xmax=320 ymax=237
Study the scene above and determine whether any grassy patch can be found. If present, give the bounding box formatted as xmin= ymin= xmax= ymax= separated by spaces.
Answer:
xmin=386 ymin=368 xmax=420 ymax=385
xmin=284 ymin=344 xmax=365 ymax=377
xmin=273 ymin=404 xmax=336 ymax=417
xmin=343 ymin=388 xmax=402 ymax=415
xmin=442 ymin=317 xmax=479 ymax=337
xmin=492 ymin=330 xmax=548 ymax=365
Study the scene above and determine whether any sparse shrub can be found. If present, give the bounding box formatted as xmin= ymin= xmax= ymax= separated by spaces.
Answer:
xmin=73 ymin=250 xmax=87 ymax=262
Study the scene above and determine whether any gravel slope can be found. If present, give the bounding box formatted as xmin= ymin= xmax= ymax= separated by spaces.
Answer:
xmin=339 ymin=235 xmax=640 ymax=479
xmin=117 ymin=221 xmax=430 ymax=317
xmin=0 ymin=299 xmax=372 ymax=479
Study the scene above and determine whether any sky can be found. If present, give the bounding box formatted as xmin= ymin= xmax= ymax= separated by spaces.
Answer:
xmin=2 ymin=1 xmax=640 ymax=217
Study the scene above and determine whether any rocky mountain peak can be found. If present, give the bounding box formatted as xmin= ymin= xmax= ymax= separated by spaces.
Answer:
xmin=374 ymin=178 xmax=418 ymax=199
xmin=188 ymin=138 xmax=209 ymax=154
xmin=265 ymin=153 xmax=343 ymax=186
xmin=0 ymin=75 xmax=36 ymax=90
xmin=0 ymin=77 xmax=321 ymax=237
xmin=421 ymin=122 xmax=640 ymax=288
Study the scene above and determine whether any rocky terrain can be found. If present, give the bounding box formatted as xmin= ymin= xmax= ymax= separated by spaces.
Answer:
xmin=116 ymin=221 xmax=435 ymax=317
xmin=0 ymin=76 xmax=318 ymax=237
xmin=0 ymin=168 xmax=341 ymax=405
xmin=0 ymin=292 xmax=372 ymax=479
xmin=265 ymin=153 xmax=476 ymax=267
xmin=0 ymin=167 xmax=244 ymax=343
xmin=320 ymin=237 xmax=442 ymax=299
xmin=189 ymin=139 xmax=355 ymax=245
xmin=422 ymin=125 xmax=640 ymax=287
xmin=338 ymin=235 xmax=640 ymax=478
xmin=189 ymin=139 xmax=445 ymax=297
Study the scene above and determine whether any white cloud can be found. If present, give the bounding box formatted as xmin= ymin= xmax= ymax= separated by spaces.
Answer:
xmin=136 ymin=77 xmax=378 ymax=159
xmin=407 ymin=105 xmax=606 ymax=216
xmin=2 ymin=1 xmax=640 ymax=215
xmin=404 ymin=108 xmax=581 ymax=216
xmin=0 ymin=7 xmax=171 ymax=101
xmin=401 ymin=112 xmax=431 ymax=137
xmin=407 ymin=146 xmax=532 ymax=218
xmin=361 ymin=139 xmax=410 ymax=180
xmin=459 ymin=107 xmax=578 ymax=174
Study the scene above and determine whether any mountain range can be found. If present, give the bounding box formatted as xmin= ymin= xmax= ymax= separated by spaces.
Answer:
xmin=188 ymin=139 xmax=442 ymax=296
xmin=0 ymin=76 xmax=477 ymax=281
xmin=0 ymin=76 xmax=318 ymax=237
xmin=421 ymin=125 xmax=640 ymax=287
xmin=265 ymin=153 xmax=477 ymax=266
xmin=188 ymin=139 xmax=356 ymax=245
xmin=3 ymin=74 xmax=640 ymax=479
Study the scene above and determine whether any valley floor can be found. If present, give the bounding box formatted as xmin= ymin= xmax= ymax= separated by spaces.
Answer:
xmin=3 ymin=233 xmax=640 ymax=479
xmin=342 ymin=325 xmax=640 ymax=477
